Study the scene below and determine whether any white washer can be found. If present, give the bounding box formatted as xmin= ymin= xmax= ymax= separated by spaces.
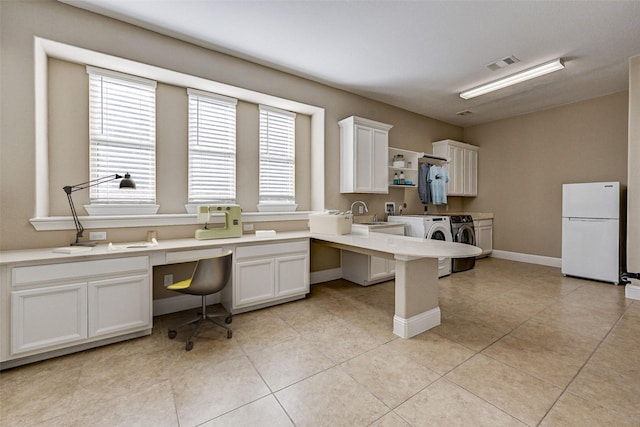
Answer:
xmin=388 ymin=215 xmax=453 ymax=277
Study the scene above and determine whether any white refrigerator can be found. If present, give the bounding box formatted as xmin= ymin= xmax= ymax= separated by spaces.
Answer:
xmin=562 ymin=182 xmax=621 ymax=284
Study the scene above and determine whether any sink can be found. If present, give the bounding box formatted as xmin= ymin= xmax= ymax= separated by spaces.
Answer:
xmin=351 ymin=222 xmax=404 ymax=235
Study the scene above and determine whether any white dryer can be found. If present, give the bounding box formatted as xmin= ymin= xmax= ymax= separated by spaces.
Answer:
xmin=388 ymin=215 xmax=453 ymax=277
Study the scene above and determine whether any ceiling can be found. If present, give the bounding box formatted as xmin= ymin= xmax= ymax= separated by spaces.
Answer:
xmin=62 ymin=1 xmax=640 ymax=127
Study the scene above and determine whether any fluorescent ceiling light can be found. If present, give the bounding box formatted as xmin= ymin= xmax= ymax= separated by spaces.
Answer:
xmin=460 ymin=58 xmax=564 ymax=100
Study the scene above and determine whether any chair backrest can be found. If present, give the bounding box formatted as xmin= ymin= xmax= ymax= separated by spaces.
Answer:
xmin=186 ymin=251 xmax=233 ymax=296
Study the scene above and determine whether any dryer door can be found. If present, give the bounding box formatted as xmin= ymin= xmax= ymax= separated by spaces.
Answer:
xmin=455 ymin=224 xmax=476 ymax=245
xmin=427 ymin=223 xmax=451 ymax=241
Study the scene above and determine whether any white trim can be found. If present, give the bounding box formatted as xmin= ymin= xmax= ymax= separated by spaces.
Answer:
xmin=186 ymin=88 xmax=238 ymax=105
xmin=310 ymin=268 xmax=343 ymax=285
xmin=84 ymin=204 xmax=160 ymax=216
xmin=86 ymin=65 xmax=157 ymax=88
xmin=153 ymin=293 xmax=219 ymax=316
xmin=393 ymin=307 xmax=441 ymax=339
xmin=33 ymin=37 xmax=326 ymax=223
xmin=490 ymin=250 xmax=562 ymax=268
xmin=625 ymin=283 xmax=640 ymax=300
xmin=259 ymin=104 xmax=297 ymax=118
xmin=29 ymin=211 xmax=313 ymax=231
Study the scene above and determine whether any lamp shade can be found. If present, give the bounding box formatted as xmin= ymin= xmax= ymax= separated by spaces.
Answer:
xmin=119 ymin=173 xmax=136 ymax=189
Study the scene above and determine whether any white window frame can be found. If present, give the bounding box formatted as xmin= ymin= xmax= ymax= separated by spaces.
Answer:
xmin=257 ymin=105 xmax=297 ymax=212
xmin=31 ymin=38 xmax=325 ymax=232
xmin=186 ymin=89 xmax=238 ymax=213
xmin=86 ymin=66 xmax=159 ymax=215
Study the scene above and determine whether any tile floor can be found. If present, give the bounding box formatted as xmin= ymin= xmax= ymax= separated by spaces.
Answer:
xmin=1 ymin=258 xmax=639 ymax=426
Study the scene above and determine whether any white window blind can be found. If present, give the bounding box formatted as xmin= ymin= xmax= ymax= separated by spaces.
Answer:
xmin=87 ymin=66 xmax=156 ymax=204
xmin=188 ymin=89 xmax=238 ymax=204
xmin=259 ymin=105 xmax=296 ymax=205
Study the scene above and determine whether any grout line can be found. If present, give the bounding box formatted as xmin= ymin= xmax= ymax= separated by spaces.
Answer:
xmin=534 ymin=303 xmax=630 ymax=426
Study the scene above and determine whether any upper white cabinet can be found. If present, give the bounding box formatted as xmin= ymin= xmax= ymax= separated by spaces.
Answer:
xmin=339 ymin=116 xmax=393 ymax=193
xmin=432 ymin=140 xmax=479 ymax=197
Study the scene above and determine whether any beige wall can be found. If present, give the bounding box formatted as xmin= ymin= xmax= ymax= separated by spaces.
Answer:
xmin=48 ymin=58 xmax=312 ymax=215
xmin=1 ymin=1 xmax=632 ymax=269
xmin=0 ymin=0 xmax=460 ymax=251
xmin=462 ymin=92 xmax=629 ymax=258
xmin=628 ymin=55 xmax=640 ymax=281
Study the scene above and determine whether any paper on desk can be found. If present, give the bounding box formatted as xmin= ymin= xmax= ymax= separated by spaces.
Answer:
xmin=108 ymin=238 xmax=158 ymax=250
xmin=53 ymin=246 xmax=92 ymax=254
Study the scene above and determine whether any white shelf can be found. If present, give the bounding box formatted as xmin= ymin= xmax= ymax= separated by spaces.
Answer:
xmin=388 ymin=147 xmax=419 ymax=187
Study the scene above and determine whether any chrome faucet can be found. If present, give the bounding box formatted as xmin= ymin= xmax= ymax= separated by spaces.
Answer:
xmin=349 ymin=200 xmax=369 ymax=215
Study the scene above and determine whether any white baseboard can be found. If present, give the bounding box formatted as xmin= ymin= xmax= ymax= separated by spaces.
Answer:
xmin=393 ymin=307 xmax=441 ymax=339
xmin=153 ymin=293 xmax=220 ymax=316
xmin=490 ymin=250 xmax=561 ymax=268
xmin=310 ymin=268 xmax=342 ymax=285
xmin=626 ymin=283 xmax=640 ymax=300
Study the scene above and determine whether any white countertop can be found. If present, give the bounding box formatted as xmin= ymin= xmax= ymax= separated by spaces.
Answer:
xmin=1 ymin=229 xmax=481 ymax=265
xmin=311 ymin=232 xmax=481 ymax=260
xmin=0 ymin=231 xmax=311 ymax=265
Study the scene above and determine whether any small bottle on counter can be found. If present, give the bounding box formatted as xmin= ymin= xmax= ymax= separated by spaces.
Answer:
xmin=399 ymin=171 xmax=405 ymax=184
xmin=393 ymin=172 xmax=399 ymax=185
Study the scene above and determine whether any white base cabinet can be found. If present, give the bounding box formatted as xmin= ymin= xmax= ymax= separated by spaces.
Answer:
xmin=3 ymin=256 xmax=151 ymax=360
xmin=474 ymin=219 xmax=493 ymax=257
xmin=11 ymin=283 xmax=88 ymax=354
xmin=342 ymin=252 xmax=395 ymax=286
xmin=226 ymin=240 xmax=309 ymax=313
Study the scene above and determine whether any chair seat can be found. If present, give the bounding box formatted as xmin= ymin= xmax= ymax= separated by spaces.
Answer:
xmin=167 ymin=278 xmax=192 ymax=291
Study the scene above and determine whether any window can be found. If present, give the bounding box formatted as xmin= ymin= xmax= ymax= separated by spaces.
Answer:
xmin=87 ymin=66 xmax=156 ymax=206
xmin=258 ymin=105 xmax=296 ymax=209
xmin=187 ymin=89 xmax=238 ymax=205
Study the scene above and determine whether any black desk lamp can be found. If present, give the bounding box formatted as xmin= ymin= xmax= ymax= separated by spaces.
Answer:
xmin=63 ymin=173 xmax=136 ymax=246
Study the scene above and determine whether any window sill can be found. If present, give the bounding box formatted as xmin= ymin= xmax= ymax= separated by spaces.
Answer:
xmin=30 ymin=211 xmax=313 ymax=231
xmin=257 ymin=203 xmax=298 ymax=212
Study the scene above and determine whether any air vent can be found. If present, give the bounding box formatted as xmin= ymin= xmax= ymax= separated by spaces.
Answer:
xmin=456 ymin=110 xmax=473 ymax=116
xmin=486 ymin=55 xmax=520 ymax=71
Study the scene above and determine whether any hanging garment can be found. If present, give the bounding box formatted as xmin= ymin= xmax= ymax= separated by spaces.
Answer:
xmin=428 ymin=165 xmax=449 ymax=204
xmin=418 ymin=163 xmax=431 ymax=205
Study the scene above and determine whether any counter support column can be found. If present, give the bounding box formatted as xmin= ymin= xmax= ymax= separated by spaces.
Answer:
xmin=393 ymin=255 xmax=440 ymax=338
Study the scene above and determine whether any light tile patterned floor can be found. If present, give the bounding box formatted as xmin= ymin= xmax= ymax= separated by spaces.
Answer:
xmin=2 ymin=258 xmax=638 ymax=426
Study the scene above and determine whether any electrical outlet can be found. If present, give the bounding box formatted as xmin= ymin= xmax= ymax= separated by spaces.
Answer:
xmin=385 ymin=202 xmax=395 ymax=215
xmin=163 ymin=274 xmax=174 ymax=287
xmin=243 ymin=223 xmax=254 ymax=231
xmin=89 ymin=231 xmax=107 ymax=241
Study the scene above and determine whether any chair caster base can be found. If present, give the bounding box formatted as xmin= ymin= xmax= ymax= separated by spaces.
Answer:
xmin=168 ymin=330 xmax=177 ymax=339
xmin=186 ymin=340 xmax=194 ymax=351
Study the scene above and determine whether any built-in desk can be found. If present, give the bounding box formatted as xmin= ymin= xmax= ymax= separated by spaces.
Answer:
xmin=1 ymin=231 xmax=479 ymax=369
xmin=311 ymin=232 xmax=481 ymax=338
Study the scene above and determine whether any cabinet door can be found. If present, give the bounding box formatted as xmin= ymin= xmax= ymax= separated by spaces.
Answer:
xmin=474 ymin=220 xmax=493 ymax=256
xmin=354 ymin=125 xmax=373 ymax=192
xmin=235 ymin=258 xmax=275 ymax=307
xmin=370 ymin=256 xmax=392 ymax=281
xmin=449 ymin=145 xmax=465 ymax=196
xmin=372 ymin=129 xmax=389 ymax=192
xmin=464 ymin=149 xmax=478 ymax=196
xmin=275 ymin=254 xmax=309 ymax=297
xmin=11 ymin=283 xmax=87 ymax=354
xmin=88 ymin=274 xmax=151 ymax=337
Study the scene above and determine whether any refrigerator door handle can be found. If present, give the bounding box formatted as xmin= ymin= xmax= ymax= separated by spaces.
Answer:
xmin=567 ymin=218 xmax=611 ymax=222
